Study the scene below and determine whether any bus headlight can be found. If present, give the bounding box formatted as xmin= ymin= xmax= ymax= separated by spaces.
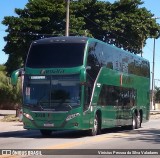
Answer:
xmin=24 ymin=113 xmax=34 ymax=121
xmin=66 ymin=113 xmax=80 ymax=121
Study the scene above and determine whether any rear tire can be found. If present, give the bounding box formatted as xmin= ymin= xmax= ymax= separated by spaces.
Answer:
xmin=136 ymin=112 xmax=141 ymax=129
xmin=124 ymin=113 xmax=141 ymax=130
xmin=40 ymin=130 xmax=52 ymax=136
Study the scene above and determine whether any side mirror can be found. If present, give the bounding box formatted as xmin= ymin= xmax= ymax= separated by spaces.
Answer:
xmin=11 ymin=68 xmax=24 ymax=86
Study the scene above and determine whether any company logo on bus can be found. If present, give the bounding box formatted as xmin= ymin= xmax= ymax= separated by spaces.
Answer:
xmin=40 ymin=69 xmax=64 ymax=75
xmin=41 ymin=70 xmax=46 ymax=75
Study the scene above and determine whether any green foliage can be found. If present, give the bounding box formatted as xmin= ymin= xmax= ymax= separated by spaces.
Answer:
xmin=2 ymin=0 xmax=160 ymax=74
xmin=0 ymin=65 xmax=5 ymax=71
xmin=108 ymin=0 xmax=160 ymax=53
xmin=0 ymin=65 xmax=21 ymax=109
xmin=155 ymin=87 xmax=160 ymax=103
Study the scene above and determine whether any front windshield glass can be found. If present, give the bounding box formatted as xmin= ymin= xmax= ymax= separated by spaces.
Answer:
xmin=23 ymin=75 xmax=80 ymax=111
xmin=26 ymin=43 xmax=85 ymax=68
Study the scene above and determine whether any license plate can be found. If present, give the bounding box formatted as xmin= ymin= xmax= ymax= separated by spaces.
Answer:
xmin=44 ymin=123 xmax=54 ymax=127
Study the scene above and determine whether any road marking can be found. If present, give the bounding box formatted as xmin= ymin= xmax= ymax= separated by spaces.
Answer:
xmin=40 ymin=132 xmax=130 ymax=150
xmin=90 ymin=132 xmax=130 ymax=143
xmin=0 ymin=155 xmax=20 ymax=158
xmin=43 ymin=141 xmax=85 ymax=149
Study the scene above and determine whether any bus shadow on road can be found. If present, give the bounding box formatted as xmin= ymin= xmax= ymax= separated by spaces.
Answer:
xmin=125 ymin=128 xmax=160 ymax=144
xmin=0 ymin=129 xmax=90 ymax=138
xmin=0 ymin=130 xmax=40 ymax=138
xmin=0 ymin=127 xmax=124 ymax=139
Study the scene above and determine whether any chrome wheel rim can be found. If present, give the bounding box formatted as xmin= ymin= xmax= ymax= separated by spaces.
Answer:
xmin=93 ymin=117 xmax=98 ymax=134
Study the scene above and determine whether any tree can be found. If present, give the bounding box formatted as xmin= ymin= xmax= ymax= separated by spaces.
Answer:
xmin=155 ymin=86 xmax=160 ymax=103
xmin=107 ymin=0 xmax=160 ymax=53
xmin=2 ymin=0 xmax=160 ymax=74
xmin=0 ymin=65 xmax=21 ymax=109
xmin=2 ymin=0 xmax=86 ymax=74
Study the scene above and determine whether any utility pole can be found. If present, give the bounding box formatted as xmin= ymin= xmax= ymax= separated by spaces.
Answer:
xmin=65 ymin=0 xmax=70 ymax=36
xmin=151 ymin=17 xmax=160 ymax=110
xmin=151 ymin=38 xmax=155 ymax=110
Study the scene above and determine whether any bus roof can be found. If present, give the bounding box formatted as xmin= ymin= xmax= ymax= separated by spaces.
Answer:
xmin=32 ymin=36 xmax=149 ymax=63
xmin=33 ymin=36 xmax=89 ymax=44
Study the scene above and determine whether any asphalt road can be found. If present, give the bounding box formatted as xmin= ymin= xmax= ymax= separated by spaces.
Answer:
xmin=0 ymin=115 xmax=160 ymax=158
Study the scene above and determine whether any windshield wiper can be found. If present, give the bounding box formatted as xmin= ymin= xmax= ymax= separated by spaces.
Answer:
xmin=58 ymin=101 xmax=72 ymax=110
xmin=65 ymin=103 xmax=72 ymax=110
xmin=37 ymin=93 xmax=47 ymax=103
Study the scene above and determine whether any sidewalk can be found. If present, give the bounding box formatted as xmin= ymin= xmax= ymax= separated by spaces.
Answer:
xmin=0 ymin=110 xmax=16 ymax=119
xmin=0 ymin=110 xmax=16 ymax=115
xmin=150 ymin=110 xmax=160 ymax=114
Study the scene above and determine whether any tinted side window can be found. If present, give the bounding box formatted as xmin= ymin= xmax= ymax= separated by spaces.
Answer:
xmin=141 ymin=60 xmax=150 ymax=78
xmin=87 ymin=42 xmax=101 ymax=81
xmin=128 ymin=57 xmax=150 ymax=78
xmin=102 ymin=45 xmax=113 ymax=69
xmin=86 ymin=41 xmax=150 ymax=78
xmin=98 ymin=85 xmax=136 ymax=107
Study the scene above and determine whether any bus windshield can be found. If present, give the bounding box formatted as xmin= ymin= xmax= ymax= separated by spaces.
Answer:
xmin=23 ymin=75 xmax=81 ymax=111
xmin=26 ymin=43 xmax=85 ymax=68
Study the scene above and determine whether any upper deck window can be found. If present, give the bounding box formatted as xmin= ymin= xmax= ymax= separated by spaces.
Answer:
xmin=26 ymin=43 xmax=85 ymax=68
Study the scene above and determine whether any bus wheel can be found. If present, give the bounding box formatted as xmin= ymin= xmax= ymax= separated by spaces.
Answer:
xmin=40 ymin=130 xmax=52 ymax=136
xmin=88 ymin=114 xmax=100 ymax=136
xmin=136 ymin=113 xmax=141 ymax=129
xmin=130 ymin=114 xmax=137 ymax=130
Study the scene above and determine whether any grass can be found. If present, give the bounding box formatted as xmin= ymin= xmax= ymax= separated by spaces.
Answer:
xmin=1 ymin=114 xmax=19 ymax=122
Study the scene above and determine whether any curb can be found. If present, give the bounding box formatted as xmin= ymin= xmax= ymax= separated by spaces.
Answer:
xmin=150 ymin=110 xmax=160 ymax=115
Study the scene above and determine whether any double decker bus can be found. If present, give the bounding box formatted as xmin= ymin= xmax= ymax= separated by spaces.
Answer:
xmin=11 ymin=36 xmax=150 ymax=136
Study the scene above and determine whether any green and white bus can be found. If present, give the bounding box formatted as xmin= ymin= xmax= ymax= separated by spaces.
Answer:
xmin=11 ymin=36 xmax=150 ymax=136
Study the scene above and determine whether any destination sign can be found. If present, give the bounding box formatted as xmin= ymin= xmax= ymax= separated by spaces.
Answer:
xmin=40 ymin=69 xmax=64 ymax=75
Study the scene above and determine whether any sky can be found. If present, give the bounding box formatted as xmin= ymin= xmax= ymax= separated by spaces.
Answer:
xmin=0 ymin=0 xmax=160 ymax=86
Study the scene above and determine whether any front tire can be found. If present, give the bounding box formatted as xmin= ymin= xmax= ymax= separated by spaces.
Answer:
xmin=88 ymin=114 xmax=101 ymax=136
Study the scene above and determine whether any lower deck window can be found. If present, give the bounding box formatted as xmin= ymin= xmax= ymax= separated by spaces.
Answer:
xmin=98 ymin=85 xmax=136 ymax=107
